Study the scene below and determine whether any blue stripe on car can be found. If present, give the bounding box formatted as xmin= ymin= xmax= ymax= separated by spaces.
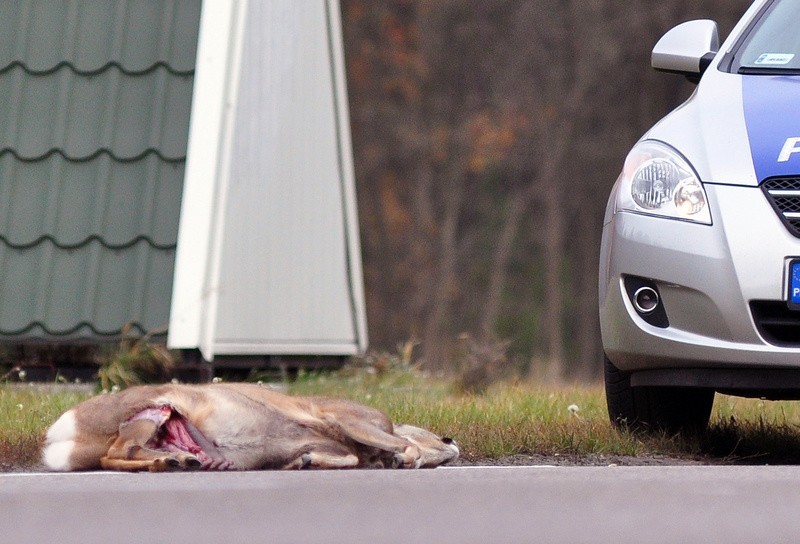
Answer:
xmin=742 ymin=75 xmax=800 ymax=183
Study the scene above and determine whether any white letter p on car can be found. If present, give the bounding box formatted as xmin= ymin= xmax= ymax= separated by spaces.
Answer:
xmin=778 ymin=137 xmax=800 ymax=163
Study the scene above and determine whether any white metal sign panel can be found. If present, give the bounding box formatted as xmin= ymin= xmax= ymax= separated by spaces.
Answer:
xmin=169 ymin=0 xmax=367 ymax=359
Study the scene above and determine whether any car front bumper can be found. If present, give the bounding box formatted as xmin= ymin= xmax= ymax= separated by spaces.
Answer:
xmin=600 ymin=182 xmax=800 ymax=381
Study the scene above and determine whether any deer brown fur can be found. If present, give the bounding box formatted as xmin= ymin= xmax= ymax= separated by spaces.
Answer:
xmin=42 ymin=383 xmax=459 ymax=472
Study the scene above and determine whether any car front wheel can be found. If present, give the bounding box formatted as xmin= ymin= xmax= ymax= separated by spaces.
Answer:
xmin=604 ymin=355 xmax=714 ymax=434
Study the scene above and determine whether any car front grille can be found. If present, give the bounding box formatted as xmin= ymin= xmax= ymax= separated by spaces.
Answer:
xmin=750 ymin=301 xmax=800 ymax=346
xmin=762 ymin=177 xmax=800 ymax=238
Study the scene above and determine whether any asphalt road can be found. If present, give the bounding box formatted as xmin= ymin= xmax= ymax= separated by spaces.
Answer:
xmin=3 ymin=465 xmax=800 ymax=544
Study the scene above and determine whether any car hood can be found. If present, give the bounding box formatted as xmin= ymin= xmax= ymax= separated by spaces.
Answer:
xmin=644 ymin=69 xmax=800 ymax=187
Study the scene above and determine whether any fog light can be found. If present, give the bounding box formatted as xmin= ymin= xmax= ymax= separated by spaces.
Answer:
xmin=633 ymin=286 xmax=659 ymax=314
xmin=623 ymin=276 xmax=669 ymax=329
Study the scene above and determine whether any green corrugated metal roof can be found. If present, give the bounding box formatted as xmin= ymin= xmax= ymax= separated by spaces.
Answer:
xmin=0 ymin=67 xmax=193 ymax=159
xmin=0 ymin=1 xmax=199 ymax=73
xmin=0 ymin=0 xmax=200 ymax=341
xmin=0 ymin=154 xmax=184 ymax=249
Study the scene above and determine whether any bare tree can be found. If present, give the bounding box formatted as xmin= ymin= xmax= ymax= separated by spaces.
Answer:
xmin=341 ymin=0 xmax=752 ymax=380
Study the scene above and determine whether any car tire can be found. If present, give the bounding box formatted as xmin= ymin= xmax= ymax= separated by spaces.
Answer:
xmin=604 ymin=354 xmax=714 ymax=434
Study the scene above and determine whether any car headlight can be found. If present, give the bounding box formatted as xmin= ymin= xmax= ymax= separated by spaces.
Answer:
xmin=615 ymin=140 xmax=711 ymax=225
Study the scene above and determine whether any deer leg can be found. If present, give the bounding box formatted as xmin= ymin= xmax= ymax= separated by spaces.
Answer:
xmin=101 ymin=419 xmax=200 ymax=472
xmin=281 ymin=451 xmax=360 ymax=470
xmin=325 ymin=416 xmax=421 ymax=468
xmin=281 ymin=442 xmax=360 ymax=470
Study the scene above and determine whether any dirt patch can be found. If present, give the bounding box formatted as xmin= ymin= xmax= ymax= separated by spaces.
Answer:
xmin=1 ymin=462 xmax=42 ymax=473
xmin=3 ymin=455 xmax=709 ymax=473
xmin=454 ymin=453 xmax=710 ymax=467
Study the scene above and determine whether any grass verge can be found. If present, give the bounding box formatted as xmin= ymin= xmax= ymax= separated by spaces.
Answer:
xmin=1 ymin=385 xmax=92 ymax=470
xmin=5 ymin=366 xmax=800 ymax=470
xmin=288 ymin=367 xmax=800 ymax=464
xmin=289 ymin=369 xmax=649 ymax=460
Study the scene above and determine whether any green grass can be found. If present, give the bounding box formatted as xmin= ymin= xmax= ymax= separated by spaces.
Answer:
xmin=6 ymin=366 xmax=800 ymax=470
xmin=289 ymin=370 xmax=644 ymax=459
xmin=0 ymin=385 xmax=92 ymax=469
xmin=288 ymin=367 xmax=800 ymax=464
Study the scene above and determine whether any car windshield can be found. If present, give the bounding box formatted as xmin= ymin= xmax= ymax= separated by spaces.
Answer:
xmin=734 ymin=0 xmax=800 ymax=73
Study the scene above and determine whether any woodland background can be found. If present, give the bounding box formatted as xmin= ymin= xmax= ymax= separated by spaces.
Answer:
xmin=341 ymin=0 xmax=752 ymax=381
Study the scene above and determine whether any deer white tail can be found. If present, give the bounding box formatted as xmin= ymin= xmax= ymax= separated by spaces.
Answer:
xmin=42 ymin=410 xmax=77 ymax=471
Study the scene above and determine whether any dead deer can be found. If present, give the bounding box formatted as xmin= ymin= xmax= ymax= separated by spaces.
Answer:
xmin=42 ymin=383 xmax=459 ymax=471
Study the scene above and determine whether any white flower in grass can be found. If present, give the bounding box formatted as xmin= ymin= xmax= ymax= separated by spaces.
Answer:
xmin=212 ymin=377 xmax=223 ymax=384
xmin=16 ymin=404 xmax=23 ymax=410
xmin=568 ymin=404 xmax=584 ymax=422
xmin=17 ymin=370 xmax=26 ymax=381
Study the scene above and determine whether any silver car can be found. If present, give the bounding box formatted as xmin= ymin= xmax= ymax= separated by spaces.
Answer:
xmin=600 ymin=0 xmax=800 ymax=432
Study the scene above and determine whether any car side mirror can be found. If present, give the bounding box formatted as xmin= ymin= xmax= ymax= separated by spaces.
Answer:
xmin=651 ymin=20 xmax=719 ymax=82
